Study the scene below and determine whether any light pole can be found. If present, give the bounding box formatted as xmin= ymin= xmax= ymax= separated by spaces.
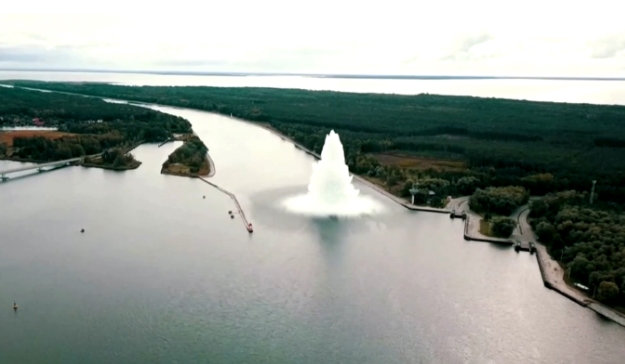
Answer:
xmin=590 ymin=180 xmax=597 ymax=204
xmin=409 ymin=183 xmax=420 ymax=205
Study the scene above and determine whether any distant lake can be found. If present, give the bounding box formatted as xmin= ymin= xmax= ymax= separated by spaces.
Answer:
xmin=0 ymin=70 xmax=624 ymax=105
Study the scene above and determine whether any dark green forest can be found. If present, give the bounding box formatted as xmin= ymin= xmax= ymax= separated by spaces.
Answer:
xmin=530 ymin=191 xmax=625 ymax=305
xmin=469 ymin=186 xmax=530 ymax=215
xmin=12 ymin=133 xmax=124 ymax=161
xmin=8 ymin=81 xmax=625 ymax=204
xmin=0 ymin=86 xmax=191 ymax=162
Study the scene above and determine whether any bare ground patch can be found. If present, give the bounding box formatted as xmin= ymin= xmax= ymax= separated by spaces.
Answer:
xmin=372 ymin=153 xmax=466 ymax=171
xmin=0 ymin=130 xmax=75 ymax=147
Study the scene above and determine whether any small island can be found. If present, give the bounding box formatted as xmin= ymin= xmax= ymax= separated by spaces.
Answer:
xmin=81 ymin=148 xmax=142 ymax=170
xmin=161 ymin=135 xmax=210 ymax=177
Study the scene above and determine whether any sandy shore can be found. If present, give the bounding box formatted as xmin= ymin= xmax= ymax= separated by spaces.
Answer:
xmin=206 ymin=153 xmax=216 ymax=177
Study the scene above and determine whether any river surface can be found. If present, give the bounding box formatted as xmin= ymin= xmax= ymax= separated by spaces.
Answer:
xmin=1 ymin=70 xmax=625 ymax=105
xmin=1 ymin=97 xmax=625 ymax=363
xmin=0 ymin=99 xmax=625 ymax=364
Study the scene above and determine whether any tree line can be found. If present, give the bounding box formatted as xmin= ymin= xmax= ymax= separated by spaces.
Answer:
xmin=12 ymin=133 xmax=125 ymax=161
xmin=0 ymin=86 xmax=192 ymax=163
xmin=84 ymin=148 xmax=139 ymax=169
xmin=10 ymin=81 xmax=625 ymax=205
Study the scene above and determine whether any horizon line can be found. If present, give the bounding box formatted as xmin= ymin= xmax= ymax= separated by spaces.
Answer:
xmin=0 ymin=68 xmax=624 ymax=81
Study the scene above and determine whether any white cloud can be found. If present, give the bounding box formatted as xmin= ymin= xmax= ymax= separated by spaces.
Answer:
xmin=1 ymin=0 xmax=624 ymax=76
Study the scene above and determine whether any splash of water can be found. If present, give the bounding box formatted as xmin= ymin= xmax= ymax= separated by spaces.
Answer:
xmin=283 ymin=130 xmax=383 ymax=217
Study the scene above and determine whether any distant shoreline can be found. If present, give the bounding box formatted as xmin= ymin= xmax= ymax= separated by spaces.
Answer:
xmin=1 ymin=68 xmax=624 ymax=81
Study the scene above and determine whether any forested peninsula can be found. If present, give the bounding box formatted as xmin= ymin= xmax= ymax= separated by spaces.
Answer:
xmin=4 ymin=81 xmax=625 ymax=309
xmin=161 ymin=135 xmax=210 ymax=177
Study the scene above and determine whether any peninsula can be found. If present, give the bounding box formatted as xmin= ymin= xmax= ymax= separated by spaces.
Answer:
xmin=161 ymin=135 xmax=210 ymax=177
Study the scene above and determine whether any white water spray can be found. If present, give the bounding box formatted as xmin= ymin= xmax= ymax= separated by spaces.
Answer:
xmin=283 ymin=130 xmax=383 ymax=217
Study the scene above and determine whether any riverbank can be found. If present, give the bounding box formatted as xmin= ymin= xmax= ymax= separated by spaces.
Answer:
xmin=137 ymin=98 xmax=625 ymax=327
xmin=534 ymin=244 xmax=625 ymax=328
xmin=206 ymin=152 xmax=215 ymax=177
xmin=445 ymin=196 xmax=625 ymax=327
xmin=252 ymin=121 xmax=452 ymax=213
xmin=515 ymin=206 xmax=625 ymax=327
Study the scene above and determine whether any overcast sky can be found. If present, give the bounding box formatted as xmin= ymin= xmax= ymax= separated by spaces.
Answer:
xmin=1 ymin=0 xmax=624 ymax=76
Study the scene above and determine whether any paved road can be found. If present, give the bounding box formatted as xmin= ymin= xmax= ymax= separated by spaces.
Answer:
xmin=1 ymin=152 xmax=105 ymax=178
xmin=445 ymin=196 xmax=468 ymax=212
xmin=510 ymin=198 xmax=541 ymax=240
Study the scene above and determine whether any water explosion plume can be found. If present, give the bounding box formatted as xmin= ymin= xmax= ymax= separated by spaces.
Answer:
xmin=283 ymin=130 xmax=382 ymax=217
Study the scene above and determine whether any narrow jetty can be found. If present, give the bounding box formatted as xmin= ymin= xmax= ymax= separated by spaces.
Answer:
xmin=157 ymin=138 xmax=174 ymax=147
xmin=463 ymin=217 xmax=513 ymax=245
xmin=198 ymin=177 xmax=253 ymax=233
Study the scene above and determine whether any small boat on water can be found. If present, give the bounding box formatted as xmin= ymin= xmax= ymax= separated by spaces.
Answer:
xmin=247 ymin=223 xmax=253 ymax=233
xmin=13 ymin=301 xmax=18 ymax=310
xmin=81 ymin=228 xmax=85 ymax=233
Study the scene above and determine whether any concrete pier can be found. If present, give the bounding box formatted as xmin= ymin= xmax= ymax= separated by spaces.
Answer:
xmin=198 ymin=177 xmax=253 ymax=233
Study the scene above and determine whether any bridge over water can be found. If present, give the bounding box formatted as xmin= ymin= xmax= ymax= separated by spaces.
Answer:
xmin=0 ymin=153 xmax=104 ymax=181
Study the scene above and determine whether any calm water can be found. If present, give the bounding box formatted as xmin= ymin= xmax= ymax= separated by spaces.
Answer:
xmin=0 ymin=73 xmax=625 ymax=364
xmin=1 ymin=70 xmax=625 ymax=105
xmin=1 ymin=101 xmax=624 ymax=363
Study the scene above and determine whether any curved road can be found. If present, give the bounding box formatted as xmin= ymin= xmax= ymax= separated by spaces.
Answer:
xmin=445 ymin=196 xmax=469 ymax=212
